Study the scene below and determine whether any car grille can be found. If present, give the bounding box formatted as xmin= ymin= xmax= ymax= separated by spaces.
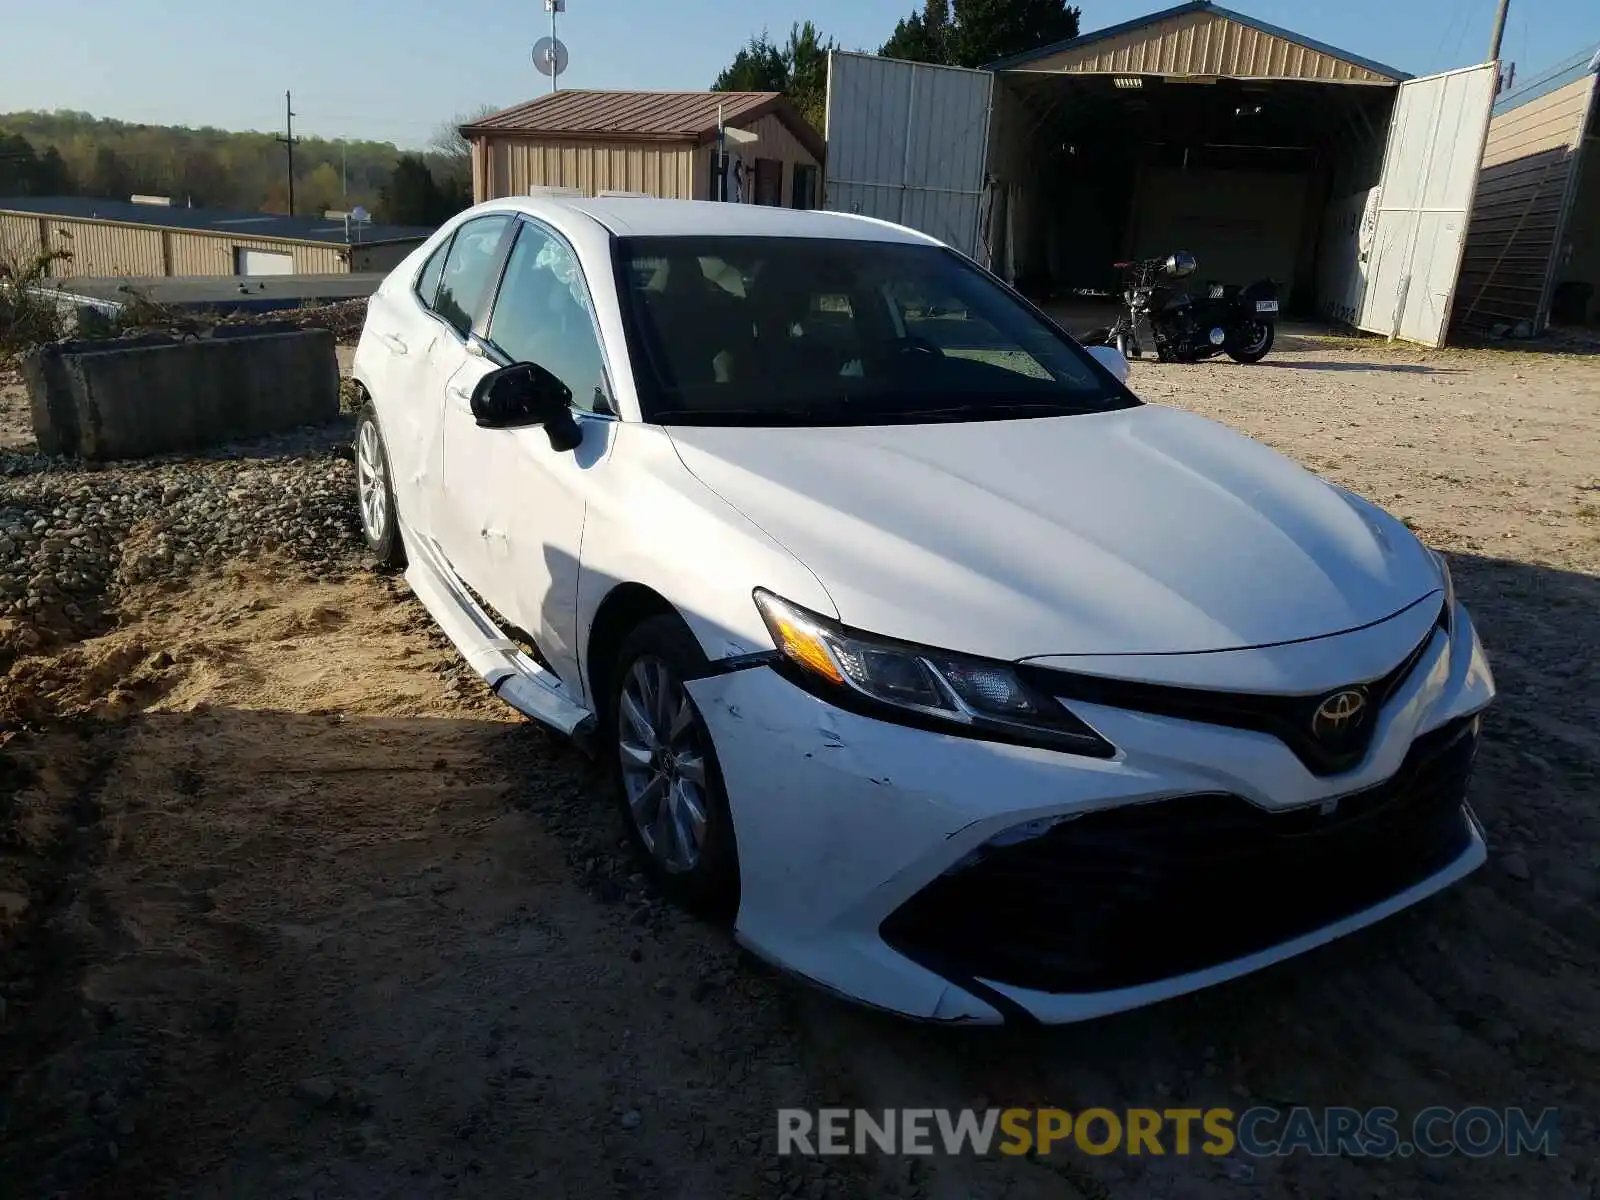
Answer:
xmin=880 ymin=714 xmax=1480 ymax=996
xmin=1017 ymin=604 xmax=1444 ymax=777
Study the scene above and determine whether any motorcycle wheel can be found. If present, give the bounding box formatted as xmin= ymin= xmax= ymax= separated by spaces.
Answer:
xmin=1115 ymin=332 xmax=1134 ymax=360
xmin=1225 ymin=320 xmax=1274 ymax=364
xmin=1083 ymin=327 xmax=1112 ymax=346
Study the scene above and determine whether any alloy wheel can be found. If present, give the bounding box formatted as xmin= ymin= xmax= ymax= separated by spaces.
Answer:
xmin=617 ymin=655 xmax=710 ymax=874
xmin=356 ymin=420 xmax=388 ymax=541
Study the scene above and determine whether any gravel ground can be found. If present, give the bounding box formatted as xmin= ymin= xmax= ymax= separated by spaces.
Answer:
xmin=0 ymin=333 xmax=1597 ymax=1199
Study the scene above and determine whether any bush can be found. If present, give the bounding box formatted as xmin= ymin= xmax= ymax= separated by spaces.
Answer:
xmin=0 ymin=241 xmax=73 ymax=361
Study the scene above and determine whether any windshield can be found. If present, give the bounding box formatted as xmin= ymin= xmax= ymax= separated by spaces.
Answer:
xmin=613 ymin=236 xmax=1138 ymax=426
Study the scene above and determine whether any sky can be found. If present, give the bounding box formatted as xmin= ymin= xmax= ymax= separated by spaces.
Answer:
xmin=0 ymin=0 xmax=1594 ymax=148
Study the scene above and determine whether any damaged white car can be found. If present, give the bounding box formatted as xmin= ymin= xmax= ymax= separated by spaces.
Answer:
xmin=351 ymin=195 xmax=1496 ymax=1025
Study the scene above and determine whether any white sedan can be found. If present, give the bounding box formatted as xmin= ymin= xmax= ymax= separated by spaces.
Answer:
xmin=351 ymin=194 xmax=1495 ymax=1025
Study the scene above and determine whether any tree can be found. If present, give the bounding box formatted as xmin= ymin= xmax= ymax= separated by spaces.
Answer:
xmin=35 ymin=146 xmax=73 ymax=195
xmin=711 ymin=22 xmax=837 ymax=132
xmin=429 ymin=103 xmax=498 ymax=192
xmin=176 ymin=147 xmax=227 ymax=206
xmin=782 ymin=22 xmax=832 ymax=132
xmin=302 ymin=162 xmax=345 ymax=215
xmin=377 ymin=154 xmax=466 ymax=226
xmin=881 ymin=0 xmax=949 ymax=63
xmin=879 ymin=0 xmax=1079 ymax=68
xmin=0 ymin=134 xmax=40 ymax=194
xmin=712 ymin=32 xmax=789 ymax=93
xmin=88 ymin=146 xmax=131 ymax=198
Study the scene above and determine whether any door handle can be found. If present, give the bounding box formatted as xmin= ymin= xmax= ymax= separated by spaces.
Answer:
xmin=377 ymin=332 xmax=409 ymax=355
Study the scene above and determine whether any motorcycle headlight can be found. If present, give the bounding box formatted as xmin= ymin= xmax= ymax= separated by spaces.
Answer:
xmin=753 ymin=589 xmax=1114 ymax=757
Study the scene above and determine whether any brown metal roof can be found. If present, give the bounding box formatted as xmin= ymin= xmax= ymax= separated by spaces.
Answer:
xmin=461 ymin=90 xmax=824 ymax=159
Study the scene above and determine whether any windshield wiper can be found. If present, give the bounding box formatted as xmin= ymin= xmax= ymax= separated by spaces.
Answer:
xmin=893 ymin=400 xmax=1111 ymax=419
xmin=656 ymin=406 xmax=855 ymax=424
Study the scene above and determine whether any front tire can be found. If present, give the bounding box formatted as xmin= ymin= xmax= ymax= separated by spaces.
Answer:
xmin=355 ymin=403 xmax=405 ymax=569
xmin=608 ymin=615 xmax=740 ymax=921
xmin=1225 ymin=320 xmax=1275 ymax=363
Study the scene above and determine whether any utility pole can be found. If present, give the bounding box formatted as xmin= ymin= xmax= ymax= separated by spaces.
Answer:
xmin=276 ymin=90 xmax=299 ymax=216
xmin=1488 ymin=0 xmax=1510 ymax=60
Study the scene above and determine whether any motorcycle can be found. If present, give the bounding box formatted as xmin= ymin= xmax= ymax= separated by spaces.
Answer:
xmin=1084 ymin=252 xmax=1279 ymax=364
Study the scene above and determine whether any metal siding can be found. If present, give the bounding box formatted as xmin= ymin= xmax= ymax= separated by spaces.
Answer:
xmin=475 ymin=135 xmax=699 ymax=200
xmin=1455 ymin=73 xmax=1597 ymax=331
xmin=823 ymin=51 xmax=994 ymax=257
xmin=350 ymin=243 xmax=412 ymax=272
xmin=1016 ymin=10 xmax=1391 ymax=82
xmin=44 ymin=219 xmax=165 ymax=278
xmin=168 ymin=232 xmax=345 ymax=276
xmin=0 ymin=212 xmax=45 ymax=262
xmin=1356 ymin=63 xmax=1499 ymax=346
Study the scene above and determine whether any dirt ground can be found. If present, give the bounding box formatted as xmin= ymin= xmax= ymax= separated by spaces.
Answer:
xmin=2 ymin=335 xmax=1598 ymax=1199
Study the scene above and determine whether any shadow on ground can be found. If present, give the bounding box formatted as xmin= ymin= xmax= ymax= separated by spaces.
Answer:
xmin=0 ymin=553 xmax=1593 ymax=1200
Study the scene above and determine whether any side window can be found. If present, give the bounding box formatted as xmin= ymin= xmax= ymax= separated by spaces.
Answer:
xmin=485 ymin=222 xmax=610 ymax=413
xmin=434 ymin=215 xmax=512 ymax=337
xmin=413 ymin=236 xmax=451 ymax=310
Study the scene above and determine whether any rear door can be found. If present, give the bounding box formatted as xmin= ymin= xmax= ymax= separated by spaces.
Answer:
xmin=823 ymin=50 xmax=994 ymax=261
xmin=1358 ymin=62 xmax=1499 ymax=346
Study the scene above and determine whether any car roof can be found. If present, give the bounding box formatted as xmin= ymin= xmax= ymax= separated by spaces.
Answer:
xmin=486 ymin=195 xmax=943 ymax=246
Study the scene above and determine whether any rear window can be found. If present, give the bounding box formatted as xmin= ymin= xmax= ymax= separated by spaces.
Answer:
xmin=614 ymin=235 xmax=1135 ymax=427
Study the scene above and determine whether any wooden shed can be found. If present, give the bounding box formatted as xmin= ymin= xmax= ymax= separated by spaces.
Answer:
xmin=462 ymin=90 xmax=825 ymax=210
xmin=1454 ymin=47 xmax=1600 ymax=334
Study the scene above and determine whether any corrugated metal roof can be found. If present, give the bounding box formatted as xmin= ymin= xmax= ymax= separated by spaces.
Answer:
xmin=987 ymin=1 xmax=1408 ymax=82
xmin=462 ymin=90 xmax=828 ymax=155
xmin=0 ymin=195 xmax=434 ymax=246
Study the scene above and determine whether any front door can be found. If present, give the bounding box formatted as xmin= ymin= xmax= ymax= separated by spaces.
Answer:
xmin=404 ymin=213 xmax=515 ymax=576
xmin=439 ymin=217 xmax=617 ymax=684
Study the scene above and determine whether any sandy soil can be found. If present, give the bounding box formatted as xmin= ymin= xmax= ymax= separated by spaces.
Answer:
xmin=2 ymin=335 xmax=1598 ymax=1199
xmin=1 ymin=364 xmax=31 ymax=452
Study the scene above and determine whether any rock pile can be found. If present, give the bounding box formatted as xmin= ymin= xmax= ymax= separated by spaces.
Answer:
xmin=1 ymin=422 xmax=364 ymax=652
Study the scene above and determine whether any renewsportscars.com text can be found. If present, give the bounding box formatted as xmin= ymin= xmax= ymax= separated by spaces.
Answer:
xmin=777 ymin=1106 xmax=1560 ymax=1159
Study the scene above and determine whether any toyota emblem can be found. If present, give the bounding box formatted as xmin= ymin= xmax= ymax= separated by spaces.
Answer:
xmin=1312 ymin=688 xmax=1368 ymax=741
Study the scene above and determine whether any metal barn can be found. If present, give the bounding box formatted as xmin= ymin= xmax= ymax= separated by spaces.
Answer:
xmin=1455 ymin=46 xmax=1600 ymax=335
xmin=0 ymin=196 xmax=431 ymax=280
xmin=823 ymin=1 xmax=1503 ymax=347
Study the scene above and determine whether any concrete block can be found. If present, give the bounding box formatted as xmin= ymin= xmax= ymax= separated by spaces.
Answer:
xmin=22 ymin=327 xmax=339 ymax=461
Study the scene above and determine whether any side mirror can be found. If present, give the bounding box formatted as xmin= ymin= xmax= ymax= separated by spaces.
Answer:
xmin=471 ymin=362 xmax=583 ymax=452
xmin=1086 ymin=343 xmax=1130 ymax=384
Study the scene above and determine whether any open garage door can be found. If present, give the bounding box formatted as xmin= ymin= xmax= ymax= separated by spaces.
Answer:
xmin=823 ymin=51 xmax=994 ymax=260
xmin=1358 ymin=63 xmax=1499 ymax=346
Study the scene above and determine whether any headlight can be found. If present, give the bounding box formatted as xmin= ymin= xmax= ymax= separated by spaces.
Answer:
xmin=1431 ymin=550 xmax=1456 ymax=636
xmin=753 ymin=589 xmax=1114 ymax=757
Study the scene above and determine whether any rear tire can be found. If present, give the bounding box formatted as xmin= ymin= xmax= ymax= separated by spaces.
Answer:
xmin=607 ymin=615 xmax=740 ymax=922
xmin=1225 ymin=320 xmax=1275 ymax=364
xmin=355 ymin=403 xmax=405 ymax=569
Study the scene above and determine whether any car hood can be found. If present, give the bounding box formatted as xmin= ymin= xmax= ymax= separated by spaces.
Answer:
xmin=666 ymin=406 xmax=1439 ymax=660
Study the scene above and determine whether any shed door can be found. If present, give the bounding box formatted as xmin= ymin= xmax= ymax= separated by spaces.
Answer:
xmin=235 ymin=247 xmax=296 ymax=276
xmin=1358 ymin=63 xmax=1499 ymax=346
xmin=823 ymin=50 xmax=994 ymax=260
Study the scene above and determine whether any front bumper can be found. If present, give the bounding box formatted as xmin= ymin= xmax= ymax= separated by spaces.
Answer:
xmin=685 ymin=600 xmax=1494 ymax=1025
